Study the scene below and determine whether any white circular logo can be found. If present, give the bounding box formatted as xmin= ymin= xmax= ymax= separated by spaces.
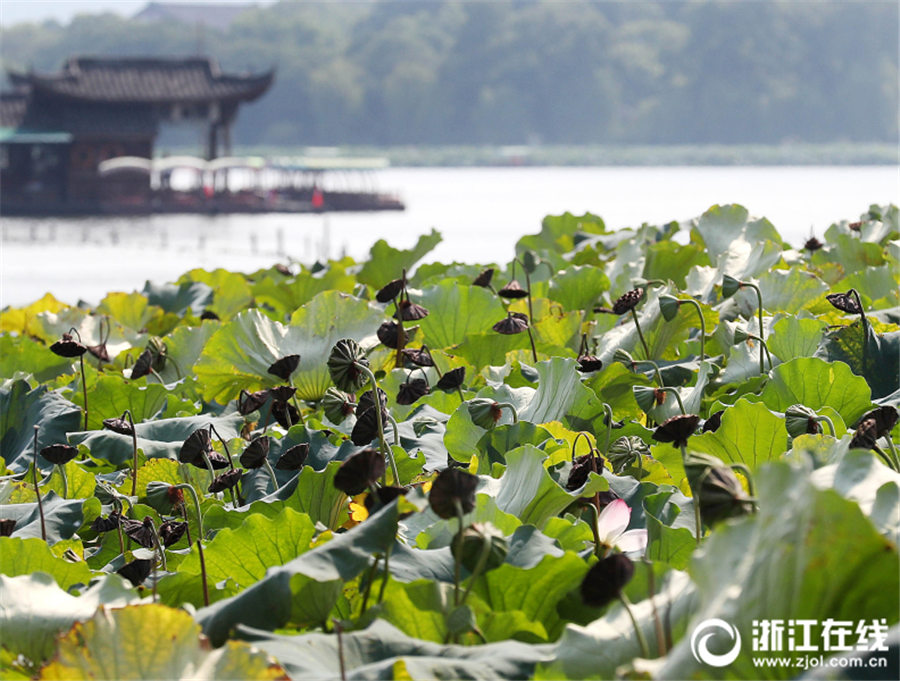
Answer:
xmin=690 ymin=618 xmax=742 ymax=667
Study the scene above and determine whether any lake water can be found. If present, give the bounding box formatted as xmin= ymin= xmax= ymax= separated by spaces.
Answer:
xmin=1 ymin=165 xmax=897 ymax=307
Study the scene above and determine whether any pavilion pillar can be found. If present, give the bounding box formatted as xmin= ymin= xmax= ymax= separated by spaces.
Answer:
xmin=223 ymin=121 xmax=232 ymax=157
xmin=206 ymin=122 xmax=218 ymax=161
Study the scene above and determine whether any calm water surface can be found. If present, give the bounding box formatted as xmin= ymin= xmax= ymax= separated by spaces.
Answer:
xmin=1 ymin=166 xmax=897 ymax=307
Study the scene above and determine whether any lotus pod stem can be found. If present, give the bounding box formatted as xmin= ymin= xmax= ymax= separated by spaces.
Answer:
xmin=356 ymin=363 xmax=400 ymax=486
xmin=728 ymin=462 xmax=756 ymax=502
xmin=173 ymin=482 xmax=208 ymax=606
xmin=459 ymin=530 xmax=493 ymax=607
xmin=816 ymin=414 xmax=837 ymax=438
xmin=262 ymin=458 xmax=279 ymax=493
xmin=56 ymin=463 xmax=69 ymax=499
xmin=32 ymin=427 xmax=47 ymax=541
xmin=630 ymin=308 xmax=651 ymax=359
xmin=520 ymin=259 xmax=538 ymax=363
xmin=209 ymin=424 xmax=241 ymax=506
xmin=744 ymin=281 xmax=766 ymax=374
xmin=147 ymin=518 xmax=168 ymax=572
xmin=452 ymin=499 xmax=465 ymax=607
xmin=681 ymin=297 xmax=706 ymax=362
xmin=680 ymin=444 xmax=702 ymax=546
xmin=657 ymin=387 xmax=687 ymax=416
xmin=619 ymin=592 xmax=651 ymax=659
xmin=119 ymin=410 xmax=138 ymax=497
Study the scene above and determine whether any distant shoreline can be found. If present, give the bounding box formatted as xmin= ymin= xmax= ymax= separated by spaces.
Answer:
xmin=159 ymin=143 xmax=899 ymax=167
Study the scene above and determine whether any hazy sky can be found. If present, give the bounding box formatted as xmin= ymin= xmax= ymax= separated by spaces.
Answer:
xmin=0 ymin=1 xmax=275 ymax=27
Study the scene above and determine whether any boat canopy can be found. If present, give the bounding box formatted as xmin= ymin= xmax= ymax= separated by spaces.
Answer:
xmin=207 ymin=156 xmax=266 ymax=172
xmin=98 ymin=156 xmax=153 ymax=175
xmin=155 ymin=156 xmax=208 ymax=173
xmin=269 ymin=156 xmax=390 ymax=171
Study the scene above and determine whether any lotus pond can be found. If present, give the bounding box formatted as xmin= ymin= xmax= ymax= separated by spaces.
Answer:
xmin=0 ymin=204 xmax=898 ymax=680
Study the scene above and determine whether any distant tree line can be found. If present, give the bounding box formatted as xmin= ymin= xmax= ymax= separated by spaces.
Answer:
xmin=2 ymin=0 xmax=897 ymax=147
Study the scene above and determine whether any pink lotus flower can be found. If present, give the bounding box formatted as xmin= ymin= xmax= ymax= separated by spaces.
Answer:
xmin=596 ymin=499 xmax=648 ymax=555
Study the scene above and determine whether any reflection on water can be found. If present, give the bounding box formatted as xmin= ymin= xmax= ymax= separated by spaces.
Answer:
xmin=2 ymin=166 xmax=896 ymax=307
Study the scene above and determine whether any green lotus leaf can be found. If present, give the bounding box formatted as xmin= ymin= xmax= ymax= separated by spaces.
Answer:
xmin=0 ymin=293 xmax=70 ymax=339
xmin=634 ymin=361 xmax=713 ymax=423
xmin=178 ymin=268 xmax=254 ymax=321
xmin=480 ymin=445 xmax=608 ymax=529
xmin=0 ymin=572 xmax=143 ymax=665
xmin=195 ymin=501 xmax=402 ymax=646
xmin=841 ymin=265 xmax=900 ymax=308
xmin=549 ymin=266 xmax=610 ymax=312
xmin=470 ymin=551 xmax=589 ymax=641
xmin=68 ymin=411 xmax=242 ymax=467
xmin=658 ymin=461 xmax=900 ymax=679
xmin=756 ymin=267 xmax=828 ymax=313
xmin=767 ymin=315 xmax=826 ymax=362
xmin=0 ymin=492 xmax=86 ymax=544
xmin=476 ymin=422 xmax=558 ymax=467
xmin=688 ymin=398 xmax=789 ymax=470
xmin=194 ymin=293 xmax=384 ymax=403
xmin=642 ymin=240 xmax=710 ymax=288
xmin=150 ymin=321 xmax=218 ymax=384
xmin=528 ymin=315 xmax=581 ymax=357
xmin=282 ymin=460 xmax=351 ymax=530
xmin=809 ymin=449 xmax=900 ymax=543
xmin=96 ymin=291 xmax=170 ymax=335
xmin=518 ymin=358 xmax=604 ymax=426
xmin=814 ymin=233 xmax=886 ymax=273
xmin=643 ymin=488 xmax=697 ymax=570
xmin=38 ymin=603 xmax=286 ymax=680
xmin=535 ymin=568 xmax=696 ymax=680
xmin=761 ymin=357 xmax=872 ymax=424
xmin=251 ymin=263 xmax=357 ymax=319
xmin=414 ymin=279 xmax=507 ymax=350
xmin=0 ymin=334 xmax=74 ymax=384
xmin=453 ymin=330 xmax=530 ymax=369
xmin=816 ymin=321 xmax=900 ymax=400
xmin=408 ymin=492 xmax=520 ymax=554
xmin=366 ymin=579 xmax=455 ymax=643
xmin=412 ymin=262 xmax=496 ymax=288
xmin=172 ymin=507 xmax=316 ymax=593
xmin=142 ymin=279 xmax=213 ymax=316
xmin=583 ymin=363 xmax=652 ymax=422
xmin=0 ymin=537 xmax=92 ymax=589
xmin=691 ymin=204 xmax=782 ymax=263
xmin=0 ymin=379 xmax=82 ymax=473
xmin=356 ymin=229 xmax=442 ymax=288
xmin=592 ymin=286 xmax=717 ymax=365
xmin=516 ymin=212 xmax=607 ymax=259
xmin=444 ymin=384 xmax=533 ymax=462
xmin=67 ymin=375 xmax=170 ymax=431
xmin=236 ymin=619 xmax=549 ymax=681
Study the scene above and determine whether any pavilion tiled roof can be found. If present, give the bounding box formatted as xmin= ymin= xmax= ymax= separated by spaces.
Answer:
xmin=11 ymin=57 xmax=273 ymax=104
xmin=0 ymin=93 xmax=28 ymax=128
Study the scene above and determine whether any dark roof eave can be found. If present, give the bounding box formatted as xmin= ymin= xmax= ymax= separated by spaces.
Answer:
xmin=13 ymin=65 xmax=274 ymax=105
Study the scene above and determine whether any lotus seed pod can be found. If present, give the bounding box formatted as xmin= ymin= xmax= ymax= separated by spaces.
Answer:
xmin=721 ymin=275 xmax=741 ymax=298
xmin=327 ymin=338 xmax=370 ymax=393
xmin=784 ymin=404 xmax=821 ymax=438
xmin=429 ymin=467 xmax=478 ymax=519
xmin=144 ymin=481 xmax=184 ymax=514
xmin=451 ymin=523 xmax=508 ymax=573
xmin=580 ymin=554 xmax=634 ymax=608
xmin=658 ymin=294 xmax=681 ymax=322
xmin=333 ymin=448 xmax=385 ymax=496
xmin=612 ymin=288 xmax=643 ymax=315
xmin=267 ymin=354 xmax=300 ymax=381
xmin=607 ymin=436 xmax=651 ymax=475
xmin=467 ymin=398 xmax=503 ymax=429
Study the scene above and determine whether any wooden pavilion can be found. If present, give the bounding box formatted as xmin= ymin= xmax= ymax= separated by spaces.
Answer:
xmin=0 ymin=56 xmax=273 ymax=214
